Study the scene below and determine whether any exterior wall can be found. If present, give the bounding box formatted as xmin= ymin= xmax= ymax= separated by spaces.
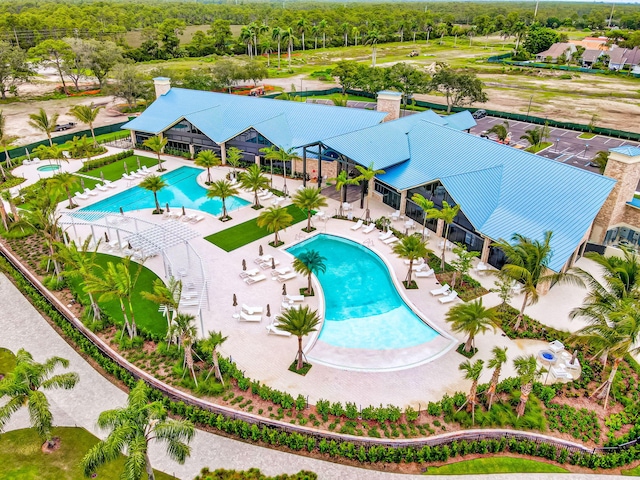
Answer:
xmin=153 ymin=77 xmax=171 ymax=98
xmin=591 ymin=151 xmax=640 ymax=243
xmin=292 ymin=158 xmax=338 ymax=182
xmin=376 ymin=91 xmax=402 ymax=122
xmin=620 ymin=204 xmax=640 ymax=229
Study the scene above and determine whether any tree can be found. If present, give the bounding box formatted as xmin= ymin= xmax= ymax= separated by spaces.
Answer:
xmin=485 ymin=346 xmax=508 ymax=410
xmin=513 ymin=354 xmax=545 ymax=418
xmin=319 ymin=19 xmax=329 ymax=49
xmin=139 ymin=175 xmax=167 ymax=214
xmin=450 ymin=243 xmax=480 ymax=289
xmin=297 ymin=18 xmax=308 ymax=51
xmin=81 ymin=380 xmax=194 ymax=480
xmin=195 ymin=150 xmax=221 ymax=184
xmin=292 ymin=249 xmax=327 ymax=295
xmin=430 ymin=68 xmax=488 ymax=113
xmin=208 ymin=179 xmax=239 ymax=220
xmin=239 ymin=164 xmax=270 ymax=208
xmin=28 ymin=108 xmax=59 ymax=147
xmin=209 ymin=19 xmax=233 ymax=54
xmin=458 ymin=359 xmax=484 ymax=425
xmin=365 ymin=30 xmax=381 ymax=67
xmin=387 ymin=62 xmax=431 ymax=108
xmin=30 ymin=40 xmax=73 ymax=94
xmin=84 ymin=39 xmax=123 ymax=89
xmin=487 ymin=121 xmax=510 ymax=142
xmin=491 ymin=273 xmax=515 ymax=311
xmin=272 ymin=27 xmax=282 ymax=69
xmin=292 ymin=187 xmax=328 ymax=232
xmin=212 ymin=60 xmax=238 ymax=93
xmin=244 ymin=61 xmax=268 ymax=86
xmin=0 ymin=41 xmax=33 ymax=99
xmin=445 ymin=299 xmax=497 ymax=353
xmin=49 ymin=172 xmax=80 ymax=209
xmin=426 ymin=200 xmax=460 ymax=270
xmin=0 ymin=110 xmax=18 ymax=168
xmin=143 ymin=136 xmax=168 ymax=172
xmin=276 ymin=305 xmax=321 ymax=371
xmin=257 ymin=206 xmax=293 ymax=246
xmin=201 ymin=331 xmax=228 ymax=386
xmin=520 ymin=126 xmax=544 ymax=148
xmin=141 ymin=277 xmax=182 ymax=342
xmin=0 ymin=349 xmax=79 ymax=446
xmin=410 ymin=193 xmax=434 ymax=240
xmin=393 ymin=235 xmax=430 ymax=287
xmin=169 ymin=313 xmax=199 ymax=386
xmin=109 ymin=63 xmax=149 ymax=110
xmin=282 ymin=27 xmax=296 ymax=68
xmin=69 ymin=103 xmax=104 ymax=147
xmin=354 ymin=162 xmax=385 ymax=219
xmin=225 ymin=146 xmax=243 ymax=179
xmin=523 ymin=24 xmax=559 ymax=55
xmin=591 ymin=151 xmax=609 ymax=174
xmin=328 ymin=170 xmax=359 ymax=216
xmin=332 ymin=60 xmax=361 ymax=93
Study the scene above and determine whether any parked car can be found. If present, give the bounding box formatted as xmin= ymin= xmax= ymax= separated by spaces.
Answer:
xmin=472 ymin=109 xmax=487 ymax=119
xmin=407 ymin=50 xmax=419 ymax=57
xmin=54 ymin=122 xmax=76 ymax=131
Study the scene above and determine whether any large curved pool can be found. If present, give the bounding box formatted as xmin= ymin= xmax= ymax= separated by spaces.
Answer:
xmin=287 ymin=235 xmax=441 ymax=354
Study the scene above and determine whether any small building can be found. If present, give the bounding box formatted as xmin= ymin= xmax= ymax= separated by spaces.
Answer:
xmin=535 ymin=43 xmax=577 ymax=63
xmin=581 ymin=49 xmax=604 ymax=69
xmin=608 ymin=46 xmax=640 ymax=71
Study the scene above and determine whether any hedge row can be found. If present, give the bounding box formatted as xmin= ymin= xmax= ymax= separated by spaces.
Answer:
xmin=78 ymin=150 xmax=134 ymax=172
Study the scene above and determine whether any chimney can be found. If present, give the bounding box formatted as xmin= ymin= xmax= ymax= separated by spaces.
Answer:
xmin=153 ymin=77 xmax=171 ymax=98
xmin=376 ymin=90 xmax=402 ymax=122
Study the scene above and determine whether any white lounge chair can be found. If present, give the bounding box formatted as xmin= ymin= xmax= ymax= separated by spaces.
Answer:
xmin=245 ymin=274 xmax=266 ymax=285
xmin=260 ymin=259 xmax=280 ymax=270
xmin=379 ymin=231 xmax=393 ymax=241
xmin=74 ymin=191 xmax=89 ymax=201
xmin=438 ymin=290 xmax=459 ymax=304
xmin=242 ymin=304 xmax=263 ymax=315
xmin=415 ymin=268 xmax=435 ymax=278
xmin=255 ymin=255 xmax=273 ymax=264
xmin=285 ymin=294 xmax=305 ymax=302
xmin=103 ymin=180 xmax=117 ymax=189
xmin=430 ymin=284 xmax=451 ymax=296
xmin=271 ymin=266 xmax=290 ymax=277
xmin=96 ymin=184 xmax=108 ymax=192
xmin=342 ymin=202 xmax=352 ymax=211
xmin=266 ymin=323 xmax=291 ymax=336
xmin=362 ymin=224 xmax=376 ymax=234
xmin=476 ymin=261 xmax=489 ymax=274
xmin=383 ymin=236 xmax=399 ymax=245
xmin=277 ymin=272 xmax=297 ymax=282
xmin=240 ymin=311 xmax=262 ymax=322
xmin=404 ymin=219 xmax=415 ymax=230
xmin=549 ymin=340 xmax=565 ymax=353
xmin=405 ymin=258 xmax=424 ymax=266
xmin=391 ymin=210 xmax=401 ymax=221
xmin=260 ymin=192 xmax=273 ymax=201
xmin=511 ymin=282 xmax=523 ymax=295
xmin=351 ymin=219 xmax=363 ymax=231
xmin=415 ymin=262 xmax=431 ymax=272
xmin=84 ymin=187 xmax=98 ymax=197
xmin=190 ymin=215 xmax=205 ymax=223
xmin=550 ymin=365 xmax=572 ymax=380
xmin=239 ymin=268 xmax=260 ymax=278
xmin=182 ymin=213 xmax=196 ymax=223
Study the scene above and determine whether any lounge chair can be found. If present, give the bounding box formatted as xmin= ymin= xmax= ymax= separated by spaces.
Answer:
xmin=351 ymin=219 xmax=363 ymax=231
xmin=430 ymin=284 xmax=451 ymax=296
xmin=404 ymin=219 xmax=415 ymax=230
xmin=190 ymin=215 xmax=205 ymax=223
xmin=96 ymin=184 xmax=109 ymax=192
xmin=277 ymin=272 xmax=297 ymax=282
xmin=511 ymin=283 xmax=523 ymax=295
xmin=550 ymin=365 xmax=572 ymax=380
xmin=239 ymin=268 xmax=260 ymax=278
xmin=438 ymin=290 xmax=459 ymax=304
xmin=141 ymin=166 xmax=151 ymax=173
xmin=415 ymin=268 xmax=435 ymax=278
xmin=260 ymin=192 xmax=273 ymax=201
xmin=266 ymin=323 xmax=291 ymax=336
xmin=103 ymin=180 xmax=117 ymax=189
xmin=240 ymin=311 xmax=262 ymax=322
xmin=476 ymin=261 xmax=489 ymax=274
xmin=415 ymin=262 xmax=430 ymax=272
xmin=285 ymin=294 xmax=305 ymax=302
xmin=549 ymin=340 xmax=565 ymax=353
xmin=383 ymin=236 xmax=399 ymax=245
xmin=242 ymin=304 xmax=263 ymax=315
xmin=362 ymin=224 xmax=376 ymax=234
xmin=260 ymin=259 xmax=280 ymax=270
xmin=379 ymin=230 xmax=393 ymax=241
xmin=74 ymin=191 xmax=89 ymax=201
xmin=271 ymin=266 xmax=290 ymax=277
xmin=84 ymin=188 xmax=98 ymax=197
xmin=391 ymin=210 xmax=401 ymax=221
xmin=122 ymin=173 xmax=136 ymax=181
xmin=244 ymin=274 xmax=266 ymax=285
xmin=255 ymin=255 xmax=273 ymax=264
xmin=404 ymin=258 xmax=424 ymax=266
xmin=182 ymin=213 xmax=196 ymax=223
xmin=342 ymin=202 xmax=352 ymax=211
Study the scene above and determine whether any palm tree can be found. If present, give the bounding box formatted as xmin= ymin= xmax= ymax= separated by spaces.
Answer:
xmin=445 ymin=299 xmax=497 ymax=353
xmin=272 ymin=27 xmax=282 ymax=69
xmin=297 ymin=18 xmax=308 ymax=51
xmin=225 ymin=146 xmax=243 ymax=179
xmin=142 ymin=136 xmax=168 ymax=172
xmin=520 ymin=127 xmax=543 ymax=149
xmin=207 ymin=179 xmax=239 ymax=220
xmin=81 ymin=380 xmax=195 ymax=480
xmin=28 ymin=108 xmax=59 ymax=146
xmin=513 ymin=354 xmax=545 ymax=418
xmin=293 ymin=249 xmax=327 ymax=295
xmin=485 ymin=346 xmax=508 ymax=410
xmin=411 ymin=193 xmax=435 ymax=240
xmin=169 ymin=313 xmax=199 ymax=386
xmin=0 ymin=110 xmax=18 ymax=168
xmin=365 ymin=29 xmax=381 ymax=67
xmin=319 ymin=19 xmax=329 ymax=48
xmin=201 ymin=330 xmax=228 ymax=386
xmin=354 ymin=162 xmax=385 ymax=220
xmin=327 ymin=170 xmax=359 ymax=216
xmin=458 ymin=359 xmax=484 ymax=425
xmin=427 ymin=200 xmax=460 ymax=270
xmin=0 ymin=194 xmax=8 ymax=230
xmin=352 ymin=26 xmax=360 ymax=47
xmin=48 ymin=172 xmax=80 ymax=209
xmin=0 ymin=349 xmax=79 ymax=446
xmin=393 ymin=235 xmax=429 ymax=287
xmin=591 ymin=150 xmax=609 ymax=174
xmin=493 ymin=231 xmax=568 ymax=330
xmin=340 ymin=22 xmax=350 ymax=46
xmin=139 ymin=175 xmax=167 ymax=214
xmin=487 ymin=121 xmax=510 ymax=142
xmin=240 ymin=25 xmax=254 ymax=58
xmin=195 ymin=149 xmax=221 ymax=184
xmin=259 ymin=145 xmax=278 ymax=187
xmin=239 ymin=164 xmax=270 ymax=208
xmin=512 ymin=21 xmax=527 ymax=51
xmin=276 ymin=305 xmax=321 ymax=370
xmin=257 ymin=206 xmax=293 ymax=246
xmin=1 ymin=190 xmax=19 ymax=223
xmin=311 ymin=25 xmax=320 ymax=50
xmin=69 ymin=103 xmax=104 ymax=147
xmin=141 ymin=277 xmax=182 ymax=341
xmin=292 ymin=187 xmax=328 ymax=232
xmin=282 ymin=27 xmax=295 ymax=68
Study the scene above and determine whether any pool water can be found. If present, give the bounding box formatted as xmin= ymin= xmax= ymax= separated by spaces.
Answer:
xmin=287 ymin=234 xmax=440 ymax=350
xmin=37 ymin=164 xmax=60 ymax=172
xmin=80 ymin=166 xmax=250 ymax=216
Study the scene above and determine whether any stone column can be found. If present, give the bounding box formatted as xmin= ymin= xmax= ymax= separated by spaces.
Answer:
xmin=129 ymin=130 xmax=136 ymax=146
xmin=302 ymin=147 xmax=307 ymax=187
xmin=436 ymin=218 xmax=444 ymax=238
xmin=254 ymin=154 xmax=261 ymax=166
xmin=188 ymin=144 xmax=195 ymax=159
xmin=399 ymin=190 xmax=407 ymax=216
xmin=376 ymin=91 xmax=402 ymax=122
xmin=317 ymin=145 xmax=323 ymax=188
xmin=220 ymin=142 xmax=227 ymax=165
xmin=153 ymin=77 xmax=171 ymax=98
xmin=480 ymin=236 xmax=491 ymax=263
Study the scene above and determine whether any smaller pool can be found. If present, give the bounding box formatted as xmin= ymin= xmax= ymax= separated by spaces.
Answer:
xmin=37 ymin=164 xmax=60 ymax=172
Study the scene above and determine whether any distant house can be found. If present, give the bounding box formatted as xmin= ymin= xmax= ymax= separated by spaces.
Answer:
xmin=608 ymin=47 xmax=640 ymax=71
xmin=535 ymin=43 xmax=576 ymax=63
xmin=581 ymin=49 xmax=604 ymax=68
xmin=569 ymin=36 xmax=609 ymax=51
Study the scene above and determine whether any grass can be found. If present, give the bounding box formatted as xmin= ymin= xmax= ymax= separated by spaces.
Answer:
xmin=623 ymin=464 xmax=640 ymax=476
xmin=66 ymin=253 xmax=168 ymax=337
xmin=82 ymin=155 xmax=159 ymax=182
xmin=205 ymin=204 xmax=307 ymax=252
xmin=0 ymin=427 xmax=174 ymax=480
xmin=288 ymin=360 xmax=312 ymax=376
xmin=0 ymin=347 xmax=16 ymax=376
xmin=424 ymin=457 xmax=568 ymax=475
xmin=525 ymin=142 xmax=553 ymax=153
xmin=578 ymin=132 xmax=596 ymax=139
xmin=308 ymin=94 xmax=374 ymax=103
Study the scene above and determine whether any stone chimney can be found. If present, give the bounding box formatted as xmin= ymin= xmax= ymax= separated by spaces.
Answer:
xmin=153 ymin=77 xmax=171 ymax=98
xmin=376 ymin=90 xmax=402 ymax=122
xmin=590 ymin=147 xmax=640 ymax=243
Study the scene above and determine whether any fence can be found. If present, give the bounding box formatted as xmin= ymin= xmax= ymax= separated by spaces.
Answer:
xmin=487 ymin=53 xmax=640 ymax=77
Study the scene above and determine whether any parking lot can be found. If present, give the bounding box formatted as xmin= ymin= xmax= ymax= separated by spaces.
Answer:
xmin=470 ymin=116 xmax=640 ymax=173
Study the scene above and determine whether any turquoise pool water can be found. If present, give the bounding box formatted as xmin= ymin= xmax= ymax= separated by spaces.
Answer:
xmin=80 ymin=166 xmax=250 ymax=215
xmin=287 ymin=234 xmax=440 ymax=350
xmin=37 ymin=164 xmax=60 ymax=172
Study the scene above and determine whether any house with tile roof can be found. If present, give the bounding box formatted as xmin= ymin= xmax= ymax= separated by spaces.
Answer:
xmin=535 ymin=43 xmax=576 ymax=63
xmin=608 ymin=46 xmax=640 ymax=71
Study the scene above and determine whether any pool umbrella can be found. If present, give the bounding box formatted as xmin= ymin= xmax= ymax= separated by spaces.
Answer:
xmin=233 ymin=293 xmax=237 ymax=307
xmin=242 ymin=259 xmax=247 ymax=270
xmin=124 ymin=162 xmax=128 ymax=174
xmin=569 ymin=349 xmax=578 ymax=366
xmin=119 ymin=206 xmax=124 ymax=215
xmin=127 ymin=241 xmax=133 ymax=249
xmin=259 ymin=245 xmax=264 ymax=256
xmin=182 ymin=206 xmax=186 ymax=216
xmin=282 ymin=283 xmax=287 ymax=296
xmin=80 ymin=178 xmax=85 ymax=189
xmin=104 ymin=231 xmax=109 ymax=243
xmin=137 ymin=157 xmax=141 ymax=169
xmin=271 ymin=257 xmax=276 ymax=269
xmin=165 ymin=203 xmax=170 ymax=212
xmin=100 ymin=171 xmax=105 ymax=182
xmin=266 ymin=304 xmax=271 ymax=318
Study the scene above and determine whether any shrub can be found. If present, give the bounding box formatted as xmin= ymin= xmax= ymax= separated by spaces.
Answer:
xmin=78 ymin=150 xmax=134 ymax=172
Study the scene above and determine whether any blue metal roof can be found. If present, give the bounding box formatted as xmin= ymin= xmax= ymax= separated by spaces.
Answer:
xmin=443 ymin=110 xmax=476 ymax=131
xmin=610 ymin=146 xmax=640 ymax=157
xmin=123 ymin=88 xmax=387 ymax=148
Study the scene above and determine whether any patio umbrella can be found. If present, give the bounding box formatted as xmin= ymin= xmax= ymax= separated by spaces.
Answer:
xmin=100 ymin=171 xmax=105 ymax=182
xmin=271 ymin=257 xmax=276 ymax=269
xmin=242 ymin=259 xmax=247 ymax=271
xmin=80 ymin=178 xmax=85 ymax=189
xmin=282 ymin=283 xmax=287 ymax=296
xmin=259 ymin=245 xmax=264 ymax=256
xmin=570 ymin=349 xmax=578 ymax=366
xmin=124 ymin=163 xmax=128 ymax=174
xmin=232 ymin=293 xmax=239 ymax=319
xmin=232 ymin=294 xmax=237 ymax=307
xmin=137 ymin=157 xmax=141 ymax=169
xmin=104 ymin=231 xmax=109 ymax=243
xmin=119 ymin=206 xmax=124 ymax=215
xmin=25 ymin=148 xmax=30 ymax=160
xmin=127 ymin=241 xmax=133 ymax=249
xmin=182 ymin=206 xmax=186 ymax=216
xmin=165 ymin=203 xmax=170 ymax=212
xmin=266 ymin=304 xmax=271 ymax=318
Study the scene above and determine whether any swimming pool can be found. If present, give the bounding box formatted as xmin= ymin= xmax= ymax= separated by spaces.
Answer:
xmin=80 ymin=166 xmax=250 ymax=216
xmin=37 ymin=164 xmax=60 ymax=172
xmin=287 ymin=235 xmax=441 ymax=352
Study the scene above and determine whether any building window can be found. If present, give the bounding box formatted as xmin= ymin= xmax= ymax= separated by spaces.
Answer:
xmin=374 ymin=181 xmax=401 ymax=210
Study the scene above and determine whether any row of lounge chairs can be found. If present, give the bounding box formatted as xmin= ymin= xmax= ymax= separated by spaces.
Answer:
xmin=162 ymin=210 xmax=205 ymax=223
xmin=236 ymin=303 xmax=293 ymax=337
xmin=74 ymin=182 xmax=117 ymax=201
xmin=429 ymin=283 xmax=459 ymax=304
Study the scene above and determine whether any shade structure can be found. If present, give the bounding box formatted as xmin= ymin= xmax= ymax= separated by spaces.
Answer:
xmin=271 ymin=257 xmax=276 ymax=269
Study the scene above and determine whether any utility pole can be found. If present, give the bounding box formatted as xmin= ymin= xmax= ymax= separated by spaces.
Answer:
xmin=608 ymin=1 xmax=616 ymax=28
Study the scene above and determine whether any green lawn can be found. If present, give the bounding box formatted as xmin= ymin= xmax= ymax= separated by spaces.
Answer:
xmin=67 ymin=253 xmax=168 ymax=337
xmin=0 ymin=347 xmax=16 ymax=376
xmin=205 ymin=204 xmax=308 ymax=252
xmin=308 ymin=94 xmax=375 ymax=103
xmin=578 ymin=132 xmax=597 ymax=139
xmin=82 ymin=155 xmax=159 ymax=182
xmin=0 ymin=427 xmax=175 ymax=480
xmin=425 ymin=457 xmax=568 ymax=475
xmin=526 ymin=142 xmax=553 ymax=154
xmin=623 ymin=464 xmax=640 ymax=476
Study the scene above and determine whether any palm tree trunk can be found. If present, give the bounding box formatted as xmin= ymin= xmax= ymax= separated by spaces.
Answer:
xmin=514 ymin=292 xmax=529 ymax=330
xmin=307 ymin=272 xmax=312 ymax=295
xmin=406 ymin=259 xmax=413 ymax=285
xmin=302 ymin=32 xmax=305 ymax=50
xmin=145 ymin=452 xmax=155 ymax=480
xmin=90 ymin=124 xmax=97 ymax=148
xmin=212 ymin=349 xmax=224 ymax=386
xmin=127 ymin=299 xmax=138 ymax=337
xmin=487 ymin=368 xmax=501 ymax=410
xmin=306 ymin=211 xmax=312 ymax=231
xmin=3 ymin=146 xmax=12 ymax=167
xmin=464 ymin=334 xmax=474 ymax=352
xmin=185 ymin=344 xmax=198 ymax=386
xmin=0 ymin=201 xmax=7 ymax=230
xmin=156 ymin=153 xmax=163 ymax=171
xmin=88 ymin=292 xmax=101 ymax=320
xmin=277 ymin=41 xmax=281 ymax=69
xmin=207 ymin=167 xmax=211 ymax=183
xmin=153 ymin=192 xmax=160 ymax=214
xmin=297 ymin=336 xmax=304 ymax=370
xmin=451 ymin=271 xmax=458 ymax=290
xmin=517 ymin=382 xmax=532 ymax=418
xmin=118 ymin=299 xmax=133 ymax=339
xmin=66 ymin=188 xmax=75 ymax=209
xmin=222 ymin=198 xmax=227 ymax=218
xmin=592 ymin=357 xmax=620 ymax=410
